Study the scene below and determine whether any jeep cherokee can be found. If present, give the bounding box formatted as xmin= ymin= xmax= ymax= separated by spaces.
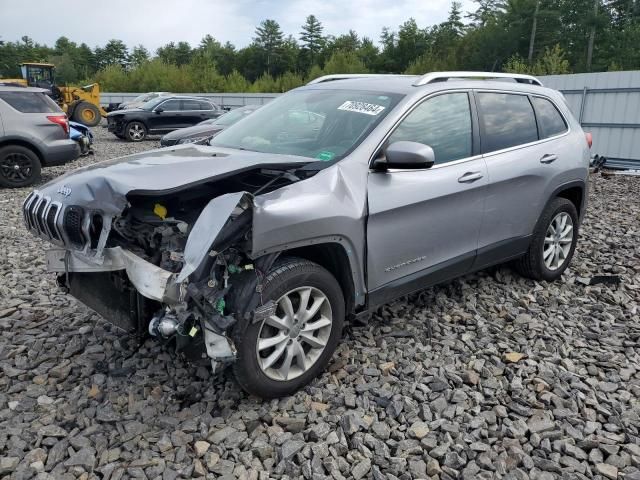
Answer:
xmin=23 ymin=72 xmax=590 ymax=398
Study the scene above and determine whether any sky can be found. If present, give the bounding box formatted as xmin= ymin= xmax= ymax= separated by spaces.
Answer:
xmin=0 ymin=0 xmax=474 ymax=51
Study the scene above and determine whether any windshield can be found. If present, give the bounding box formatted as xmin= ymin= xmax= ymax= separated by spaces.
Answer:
xmin=140 ymin=96 xmax=167 ymax=110
xmin=131 ymin=93 xmax=156 ymax=104
xmin=210 ymin=89 xmax=402 ymax=161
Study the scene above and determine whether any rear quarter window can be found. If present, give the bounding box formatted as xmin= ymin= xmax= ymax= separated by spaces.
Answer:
xmin=0 ymin=91 xmax=61 ymax=113
xmin=477 ymin=92 xmax=538 ymax=153
xmin=531 ymin=96 xmax=568 ymax=138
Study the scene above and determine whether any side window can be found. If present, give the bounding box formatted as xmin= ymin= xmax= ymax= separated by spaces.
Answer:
xmin=0 ymin=92 xmax=61 ymax=113
xmin=159 ymin=99 xmax=181 ymax=111
xmin=477 ymin=93 xmax=538 ymax=152
xmin=182 ymin=100 xmax=201 ymax=111
xmin=198 ymin=101 xmax=214 ymax=111
xmin=531 ymin=96 xmax=567 ymax=138
xmin=387 ymin=93 xmax=472 ymax=165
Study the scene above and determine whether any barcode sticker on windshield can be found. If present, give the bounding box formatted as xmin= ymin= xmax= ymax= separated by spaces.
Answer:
xmin=338 ymin=101 xmax=386 ymax=116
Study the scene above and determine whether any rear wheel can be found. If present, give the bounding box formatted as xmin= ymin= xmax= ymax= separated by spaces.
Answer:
xmin=125 ymin=121 xmax=147 ymax=142
xmin=515 ymin=197 xmax=578 ymax=281
xmin=72 ymin=102 xmax=101 ymax=127
xmin=231 ymin=258 xmax=345 ymax=398
xmin=0 ymin=145 xmax=41 ymax=188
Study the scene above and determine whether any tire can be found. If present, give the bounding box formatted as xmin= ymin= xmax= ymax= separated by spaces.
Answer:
xmin=0 ymin=145 xmax=41 ymax=188
xmin=230 ymin=257 xmax=345 ymax=398
xmin=71 ymin=102 xmax=101 ymax=127
xmin=515 ymin=197 xmax=578 ymax=281
xmin=125 ymin=121 xmax=147 ymax=142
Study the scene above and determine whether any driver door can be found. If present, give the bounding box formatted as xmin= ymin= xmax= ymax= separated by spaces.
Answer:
xmin=366 ymin=91 xmax=488 ymax=301
xmin=149 ymin=99 xmax=182 ymax=132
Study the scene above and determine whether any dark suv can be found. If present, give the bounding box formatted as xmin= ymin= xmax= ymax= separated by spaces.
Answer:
xmin=0 ymin=86 xmax=80 ymax=188
xmin=107 ymin=95 xmax=224 ymax=142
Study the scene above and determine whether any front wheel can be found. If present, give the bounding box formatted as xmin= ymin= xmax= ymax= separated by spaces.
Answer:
xmin=515 ymin=197 xmax=579 ymax=281
xmin=125 ymin=121 xmax=147 ymax=142
xmin=231 ymin=258 xmax=345 ymax=398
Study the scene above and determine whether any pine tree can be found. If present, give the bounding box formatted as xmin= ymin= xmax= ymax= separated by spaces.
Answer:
xmin=130 ymin=45 xmax=150 ymax=67
xmin=300 ymin=15 xmax=325 ymax=62
xmin=254 ymin=19 xmax=285 ymax=76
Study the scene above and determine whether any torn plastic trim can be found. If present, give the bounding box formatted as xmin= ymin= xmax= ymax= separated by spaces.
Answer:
xmin=46 ymin=247 xmax=178 ymax=303
xmin=176 ymin=191 xmax=253 ymax=284
xmin=203 ymin=326 xmax=236 ymax=374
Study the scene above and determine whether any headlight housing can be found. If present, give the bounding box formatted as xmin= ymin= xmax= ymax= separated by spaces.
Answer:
xmin=178 ymin=136 xmax=211 ymax=145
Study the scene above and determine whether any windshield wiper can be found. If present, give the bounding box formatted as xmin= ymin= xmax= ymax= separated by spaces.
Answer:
xmin=253 ymin=168 xmax=302 ymax=196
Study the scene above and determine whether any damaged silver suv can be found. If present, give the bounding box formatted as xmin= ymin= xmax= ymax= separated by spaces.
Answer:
xmin=24 ymin=72 xmax=590 ymax=398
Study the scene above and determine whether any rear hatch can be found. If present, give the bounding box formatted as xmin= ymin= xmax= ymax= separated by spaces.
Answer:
xmin=0 ymin=90 xmax=70 ymax=141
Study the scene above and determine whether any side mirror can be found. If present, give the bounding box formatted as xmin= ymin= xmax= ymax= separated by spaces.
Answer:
xmin=155 ymin=107 xmax=164 ymax=114
xmin=377 ymin=141 xmax=435 ymax=170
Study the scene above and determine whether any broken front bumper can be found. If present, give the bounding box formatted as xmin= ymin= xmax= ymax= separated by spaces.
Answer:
xmin=46 ymin=247 xmax=178 ymax=302
xmin=46 ymin=248 xmax=235 ymax=364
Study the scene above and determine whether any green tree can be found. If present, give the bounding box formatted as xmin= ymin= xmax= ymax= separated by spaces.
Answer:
xmin=254 ymin=19 xmax=285 ymax=76
xmin=322 ymin=50 xmax=368 ymax=74
xmin=48 ymin=53 xmax=78 ymax=83
xmin=299 ymin=15 xmax=325 ymax=71
xmin=395 ymin=18 xmax=429 ymax=71
xmin=130 ymin=45 xmax=150 ymax=67
xmin=466 ymin=0 xmax=506 ymax=26
xmin=95 ymin=39 xmax=129 ymax=70
xmin=504 ymin=44 xmax=570 ymax=74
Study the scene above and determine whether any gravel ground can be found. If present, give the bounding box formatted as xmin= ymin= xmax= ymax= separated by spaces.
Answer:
xmin=1 ymin=126 xmax=639 ymax=480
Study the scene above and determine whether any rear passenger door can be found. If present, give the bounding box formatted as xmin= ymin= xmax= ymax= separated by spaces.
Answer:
xmin=367 ymin=91 xmax=488 ymax=298
xmin=474 ymin=91 xmax=569 ymax=266
xmin=181 ymin=99 xmax=206 ymax=126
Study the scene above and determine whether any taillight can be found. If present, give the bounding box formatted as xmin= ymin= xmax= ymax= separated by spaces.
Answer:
xmin=585 ymin=132 xmax=593 ymax=149
xmin=47 ymin=115 xmax=69 ymax=136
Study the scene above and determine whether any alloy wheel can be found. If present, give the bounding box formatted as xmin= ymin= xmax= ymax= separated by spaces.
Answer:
xmin=543 ymin=212 xmax=574 ymax=271
xmin=128 ymin=124 xmax=145 ymax=141
xmin=256 ymin=286 xmax=332 ymax=381
xmin=0 ymin=153 xmax=33 ymax=184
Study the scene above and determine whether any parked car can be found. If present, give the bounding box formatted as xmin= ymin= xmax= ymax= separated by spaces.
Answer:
xmin=69 ymin=121 xmax=94 ymax=156
xmin=116 ymin=91 xmax=171 ymax=111
xmin=107 ymin=95 xmax=224 ymax=141
xmin=0 ymin=86 xmax=80 ymax=188
xmin=160 ymin=104 xmax=261 ymax=147
xmin=24 ymin=72 xmax=590 ymax=397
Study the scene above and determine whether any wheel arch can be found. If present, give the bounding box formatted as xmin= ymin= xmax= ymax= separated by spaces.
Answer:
xmin=277 ymin=242 xmax=358 ymax=317
xmin=552 ymin=180 xmax=586 ymax=222
xmin=0 ymin=138 xmax=44 ymax=166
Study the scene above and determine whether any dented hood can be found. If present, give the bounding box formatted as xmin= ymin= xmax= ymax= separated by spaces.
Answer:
xmin=38 ymin=145 xmax=310 ymax=215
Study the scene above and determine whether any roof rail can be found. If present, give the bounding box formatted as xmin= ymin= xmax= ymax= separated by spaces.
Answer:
xmin=307 ymin=74 xmax=411 ymax=85
xmin=413 ymin=71 xmax=543 ymax=87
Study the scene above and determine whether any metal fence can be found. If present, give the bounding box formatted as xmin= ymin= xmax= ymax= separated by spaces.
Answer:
xmin=103 ymin=71 xmax=640 ymax=168
xmin=101 ymin=92 xmax=279 ymax=110
xmin=540 ymin=71 xmax=640 ymax=169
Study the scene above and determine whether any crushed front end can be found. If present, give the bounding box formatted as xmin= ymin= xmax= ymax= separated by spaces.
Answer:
xmin=24 ymin=187 xmax=270 ymax=372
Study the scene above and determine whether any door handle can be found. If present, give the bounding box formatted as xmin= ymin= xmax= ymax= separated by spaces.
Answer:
xmin=540 ymin=154 xmax=558 ymax=164
xmin=458 ymin=171 xmax=483 ymax=183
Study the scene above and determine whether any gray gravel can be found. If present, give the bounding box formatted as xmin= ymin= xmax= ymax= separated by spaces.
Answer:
xmin=1 ymin=125 xmax=639 ymax=480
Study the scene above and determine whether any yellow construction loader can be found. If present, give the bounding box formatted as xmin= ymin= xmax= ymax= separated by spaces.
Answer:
xmin=1 ymin=63 xmax=107 ymax=126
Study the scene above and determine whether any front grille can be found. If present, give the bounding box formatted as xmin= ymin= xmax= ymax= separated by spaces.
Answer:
xmin=23 ymin=191 xmax=91 ymax=250
xmin=23 ymin=192 xmax=63 ymax=242
xmin=35 ymin=199 xmax=47 ymax=233
xmin=46 ymin=204 xmax=60 ymax=240
xmin=63 ymin=206 xmax=85 ymax=248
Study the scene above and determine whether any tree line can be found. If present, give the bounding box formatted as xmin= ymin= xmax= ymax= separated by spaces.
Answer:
xmin=0 ymin=0 xmax=638 ymax=93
